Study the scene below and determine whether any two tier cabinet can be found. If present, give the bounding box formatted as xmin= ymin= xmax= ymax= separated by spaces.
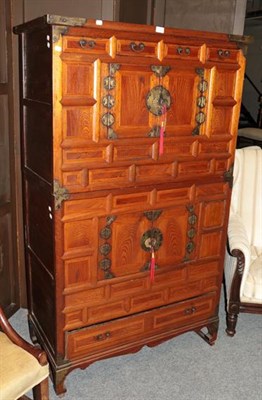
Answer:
xmin=14 ymin=15 xmax=246 ymax=394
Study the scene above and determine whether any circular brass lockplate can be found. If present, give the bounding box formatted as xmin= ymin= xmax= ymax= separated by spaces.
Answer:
xmin=141 ymin=228 xmax=163 ymax=252
xmin=146 ymin=85 xmax=171 ymax=116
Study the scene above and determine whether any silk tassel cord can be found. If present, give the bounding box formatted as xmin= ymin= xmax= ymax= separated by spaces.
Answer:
xmin=150 ymin=246 xmax=155 ymax=282
xmin=159 ymin=104 xmax=166 ymax=155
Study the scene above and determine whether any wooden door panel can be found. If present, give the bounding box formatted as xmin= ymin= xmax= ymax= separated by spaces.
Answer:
xmin=0 ymin=95 xmax=10 ymax=203
xmin=109 ymin=212 xmax=149 ymax=277
xmin=0 ymin=213 xmax=13 ymax=306
xmin=0 ymin=0 xmax=21 ymax=312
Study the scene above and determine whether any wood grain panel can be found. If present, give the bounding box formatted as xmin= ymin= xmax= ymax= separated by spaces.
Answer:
xmin=199 ymin=232 xmax=223 ymax=258
xmin=165 ymin=43 xmax=203 ymax=61
xmin=62 ymin=107 xmax=93 ymax=139
xmin=201 ymin=200 xmax=226 ymax=230
xmin=152 ymin=293 xmax=216 ymax=330
xmin=63 ymin=61 xmax=94 ymax=97
xmin=116 ymin=39 xmax=158 ymax=57
xmin=66 ymin=316 xmax=145 ymax=359
xmin=63 ymin=36 xmax=111 ymax=55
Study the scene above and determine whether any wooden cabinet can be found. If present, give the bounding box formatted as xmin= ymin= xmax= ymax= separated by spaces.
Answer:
xmin=14 ymin=15 xmax=246 ymax=394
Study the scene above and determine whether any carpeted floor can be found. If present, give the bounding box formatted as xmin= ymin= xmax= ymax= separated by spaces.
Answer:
xmin=10 ymin=296 xmax=262 ymax=400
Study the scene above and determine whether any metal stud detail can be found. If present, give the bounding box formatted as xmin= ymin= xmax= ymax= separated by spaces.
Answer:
xmin=192 ymin=68 xmax=208 ymax=136
xmin=183 ymin=204 xmax=197 ymax=262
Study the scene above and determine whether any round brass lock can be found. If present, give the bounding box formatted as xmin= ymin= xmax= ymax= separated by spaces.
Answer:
xmin=146 ymin=85 xmax=171 ymax=116
xmin=141 ymin=228 xmax=163 ymax=252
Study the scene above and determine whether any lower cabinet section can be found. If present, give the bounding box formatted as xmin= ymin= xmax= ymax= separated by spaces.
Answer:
xmin=66 ymin=292 xmax=217 ymax=359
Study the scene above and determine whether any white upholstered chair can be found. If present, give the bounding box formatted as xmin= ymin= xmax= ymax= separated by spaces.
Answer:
xmin=0 ymin=306 xmax=49 ymax=400
xmin=224 ymin=146 xmax=262 ymax=336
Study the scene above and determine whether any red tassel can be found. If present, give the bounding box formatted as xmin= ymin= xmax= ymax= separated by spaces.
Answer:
xmin=150 ymin=249 xmax=155 ymax=282
xmin=159 ymin=105 xmax=166 ymax=156
xmin=159 ymin=125 xmax=164 ymax=155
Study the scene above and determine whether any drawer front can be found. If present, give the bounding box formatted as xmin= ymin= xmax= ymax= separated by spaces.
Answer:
xmin=165 ymin=43 xmax=203 ymax=61
xmin=116 ymin=39 xmax=158 ymax=58
xmin=206 ymin=47 xmax=239 ymax=63
xmin=64 ymin=262 xmax=221 ymax=330
xmin=63 ymin=35 xmax=111 ymax=55
xmin=66 ymin=292 xmax=217 ymax=359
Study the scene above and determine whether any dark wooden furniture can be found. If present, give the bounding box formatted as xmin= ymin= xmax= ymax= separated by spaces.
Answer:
xmin=0 ymin=0 xmax=24 ymax=316
xmin=14 ymin=15 xmax=246 ymax=394
xmin=0 ymin=306 xmax=49 ymax=400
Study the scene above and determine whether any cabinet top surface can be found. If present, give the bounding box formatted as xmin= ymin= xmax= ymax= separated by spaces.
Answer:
xmin=13 ymin=14 xmax=250 ymax=47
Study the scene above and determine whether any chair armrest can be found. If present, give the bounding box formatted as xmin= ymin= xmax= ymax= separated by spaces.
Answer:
xmin=226 ymin=214 xmax=253 ymax=299
xmin=227 ymin=214 xmax=251 ymax=270
xmin=0 ymin=306 xmax=47 ymax=366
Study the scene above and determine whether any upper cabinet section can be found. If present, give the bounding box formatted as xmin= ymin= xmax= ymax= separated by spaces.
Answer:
xmin=14 ymin=16 xmax=247 ymax=193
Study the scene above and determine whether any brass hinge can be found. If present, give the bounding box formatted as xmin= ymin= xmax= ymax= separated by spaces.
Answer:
xmin=52 ymin=26 xmax=69 ymax=43
xmin=53 ymin=180 xmax=70 ymax=210
xmin=223 ymin=165 xmax=234 ymax=188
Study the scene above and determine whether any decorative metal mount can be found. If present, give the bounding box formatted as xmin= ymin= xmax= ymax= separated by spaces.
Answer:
xmin=228 ymin=34 xmax=253 ymax=55
xmin=146 ymin=85 xmax=171 ymax=116
xmin=223 ymin=165 xmax=234 ymax=188
xmin=102 ymin=64 xmax=120 ymax=140
xmin=183 ymin=204 xmax=197 ymax=262
xmin=151 ymin=65 xmax=171 ymax=78
xmin=52 ymin=26 xmax=69 ymax=43
xmin=148 ymin=125 xmax=164 ymax=138
xmin=98 ymin=215 xmax=117 ymax=279
xmin=53 ymin=180 xmax=70 ymax=210
xmin=140 ymin=261 xmax=159 ymax=272
xmin=47 ymin=15 xmax=87 ymax=26
xmin=144 ymin=210 xmax=162 ymax=221
xmin=192 ymin=68 xmax=208 ymax=136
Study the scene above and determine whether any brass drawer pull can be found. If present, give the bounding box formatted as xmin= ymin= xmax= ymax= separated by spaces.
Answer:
xmin=217 ymin=49 xmax=231 ymax=58
xmin=177 ymin=47 xmax=191 ymax=55
xmin=184 ymin=306 xmax=196 ymax=315
xmin=79 ymin=39 xmax=96 ymax=49
xmin=95 ymin=331 xmax=111 ymax=341
xmin=130 ymin=42 xmax=145 ymax=52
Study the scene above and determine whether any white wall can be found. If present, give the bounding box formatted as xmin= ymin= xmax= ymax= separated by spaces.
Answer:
xmin=243 ymin=21 xmax=262 ymax=121
xmin=23 ymin=0 xmax=114 ymax=22
xmin=154 ymin=0 xmax=247 ymax=34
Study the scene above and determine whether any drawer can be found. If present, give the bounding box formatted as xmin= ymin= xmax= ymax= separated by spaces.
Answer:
xmin=63 ymin=35 xmax=110 ymax=55
xmin=116 ymin=39 xmax=158 ymax=58
xmin=66 ymin=292 xmax=216 ymax=359
xmin=165 ymin=43 xmax=203 ymax=61
xmin=206 ymin=47 xmax=239 ymax=63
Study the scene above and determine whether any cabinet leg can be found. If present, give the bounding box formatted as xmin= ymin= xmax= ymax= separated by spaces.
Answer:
xmin=28 ymin=318 xmax=39 ymax=344
xmin=195 ymin=320 xmax=218 ymax=345
xmin=51 ymin=368 xmax=69 ymax=396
